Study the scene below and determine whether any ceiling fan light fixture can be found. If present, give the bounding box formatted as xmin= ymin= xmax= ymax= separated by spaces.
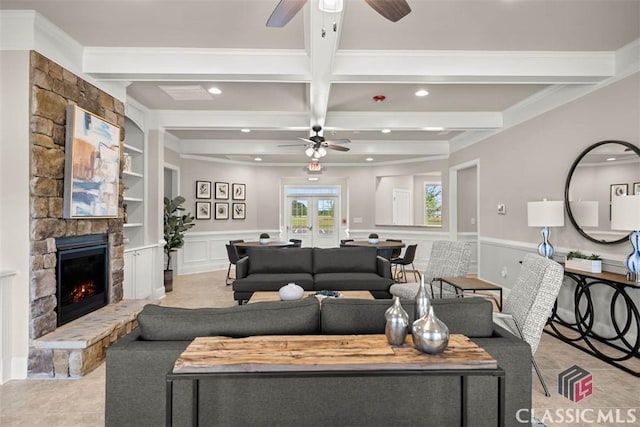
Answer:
xmin=319 ymin=0 xmax=343 ymax=13
xmin=318 ymin=147 xmax=327 ymax=157
xmin=305 ymin=147 xmax=315 ymax=157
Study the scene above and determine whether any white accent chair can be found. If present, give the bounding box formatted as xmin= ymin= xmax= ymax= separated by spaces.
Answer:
xmin=493 ymin=253 xmax=564 ymax=397
xmin=389 ymin=240 xmax=471 ymax=299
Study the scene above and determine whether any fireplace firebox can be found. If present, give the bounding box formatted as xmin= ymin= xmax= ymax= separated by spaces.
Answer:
xmin=56 ymin=234 xmax=109 ymax=326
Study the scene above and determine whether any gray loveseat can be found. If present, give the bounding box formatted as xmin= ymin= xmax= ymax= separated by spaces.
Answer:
xmin=105 ymin=297 xmax=532 ymax=426
xmin=233 ymin=246 xmax=394 ymax=302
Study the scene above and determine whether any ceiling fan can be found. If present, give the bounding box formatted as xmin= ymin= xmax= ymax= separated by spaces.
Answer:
xmin=266 ymin=0 xmax=411 ymax=27
xmin=280 ymin=125 xmax=351 ymax=158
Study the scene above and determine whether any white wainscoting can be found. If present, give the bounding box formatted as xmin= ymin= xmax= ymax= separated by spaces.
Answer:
xmin=0 ymin=270 xmax=16 ymax=384
xmin=178 ymin=229 xmax=478 ymax=277
xmin=178 ymin=230 xmax=284 ymax=275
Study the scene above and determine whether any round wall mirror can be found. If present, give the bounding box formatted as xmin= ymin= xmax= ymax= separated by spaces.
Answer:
xmin=564 ymin=140 xmax=640 ymax=245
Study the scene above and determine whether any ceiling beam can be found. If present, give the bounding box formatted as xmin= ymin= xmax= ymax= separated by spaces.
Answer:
xmin=306 ymin=2 xmax=344 ymax=129
xmin=332 ymin=50 xmax=615 ymax=84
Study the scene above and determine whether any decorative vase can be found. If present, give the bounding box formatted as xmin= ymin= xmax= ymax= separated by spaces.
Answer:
xmin=259 ymin=238 xmax=269 ymax=244
xmin=278 ymin=283 xmax=304 ymax=300
xmin=412 ymin=305 xmax=450 ymax=354
xmin=385 ymin=296 xmax=409 ymax=346
xmin=414 ymin=275 xmax=430 ymax=321
xmin=368 ymin=238 xmax=379 ymax=244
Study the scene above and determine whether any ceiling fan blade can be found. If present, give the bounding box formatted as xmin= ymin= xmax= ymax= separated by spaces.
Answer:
xmin=364 ymin=0 xmax=411 ymax=22
xmin=324 ymin=138 xmax=351 ymax=145
xmin=298 ymin=137 xmax=315 ymax=144
xmin=266 ymin=0 xmax=308 ymax=27
xmin=326 ymin=144 xmax=350 ymax=152
xmin=278 ymin=143 xmax=306 ymax=147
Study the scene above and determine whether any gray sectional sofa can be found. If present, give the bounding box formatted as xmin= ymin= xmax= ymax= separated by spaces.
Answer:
xmin=233 ymin=246 xmax=394 ymax=302
xmin=105 ymin=297 xmax=532 ymax=426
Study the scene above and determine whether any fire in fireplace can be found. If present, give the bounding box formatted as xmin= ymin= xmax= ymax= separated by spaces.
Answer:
xmin=56 ymin=234 xmax=109 ymax=326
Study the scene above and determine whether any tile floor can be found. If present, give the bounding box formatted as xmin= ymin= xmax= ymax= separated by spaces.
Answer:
xmin=1 ymin=270 xmax=638 ymax=426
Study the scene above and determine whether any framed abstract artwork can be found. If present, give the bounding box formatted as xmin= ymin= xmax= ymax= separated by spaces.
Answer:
xmin=195 ymin=180 xmax=211 ymax=199
xmin=232 ymin=203 xmax=246 ymax=220
xmin=195 ymin=202 xmax=211 ymax=220
xmin=63 ymin=104 xmax=121 ymax=218
xmin=215 ymin=182 xmax=229 ymax=200
xmin=215 ymin=202 xmax=229 ymax=220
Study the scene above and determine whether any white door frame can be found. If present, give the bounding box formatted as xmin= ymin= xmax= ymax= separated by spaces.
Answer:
xmin=283 ymin=185 xmax=341 ymax=247
xmin=448 ymin=159 xmax=480 ymax=274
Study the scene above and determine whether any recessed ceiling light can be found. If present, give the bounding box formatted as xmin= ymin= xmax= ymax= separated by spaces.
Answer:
xmin=365 ymin=157 xmax=374 ymax=162
xmin=308 ymin=177 xmax=319 ymax=181
xmin=241 ymin=129 xmax=251 ymax=133
xmin=415 ymin=89 xmax=429 ymax=97
xmin=254 ymin=157 xmax=262 ymax=161
xmin=381 ymin=129 xmax=391 ymax=134
xmin=207 ymin=87 xmax=222 ymax=95
xmin=606 ymin=157 xmax=616 ymax=161
xmin=423 ymin=126 xmax=444 ymax=131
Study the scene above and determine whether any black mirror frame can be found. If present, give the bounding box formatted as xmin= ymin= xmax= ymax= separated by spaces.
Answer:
xmin=564 ymin=140 xmax=640 ymax=245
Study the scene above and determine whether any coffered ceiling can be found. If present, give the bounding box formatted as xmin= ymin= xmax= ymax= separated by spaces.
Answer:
xmin=2 ymin=0 xmax=639 ymax=164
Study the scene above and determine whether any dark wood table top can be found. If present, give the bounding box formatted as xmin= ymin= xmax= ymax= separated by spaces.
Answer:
xmin=563 ymin=266 xmax=637 ymax=287
xmin=344 ymin=240 xmax=405 ymax=249
xmin=233 ymin=241 xmax=294 ymax=248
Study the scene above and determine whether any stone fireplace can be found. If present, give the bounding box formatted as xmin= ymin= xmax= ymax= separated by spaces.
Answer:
xmin=27 ymin=51 xmax=131 ymax=378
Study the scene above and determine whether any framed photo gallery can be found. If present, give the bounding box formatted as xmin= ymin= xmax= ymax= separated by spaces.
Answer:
xmin=195 ymin=180 xmax=246 ymax=220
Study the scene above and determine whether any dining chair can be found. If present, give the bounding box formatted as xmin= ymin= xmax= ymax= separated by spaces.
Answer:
xmin=225 ymin=244 xmax=245 ymax=286
xmin=229 ymin=239 xmax=247 ymax=258
xmin=289 ymin=238 xmax=302 ymax=248
xmin=385 ymin=239 xmax=403 ymax=259
xmin=390 ymin=244 xmax=418 ymax=282
xmin=390 ymin=240 xmax=471 ymax=299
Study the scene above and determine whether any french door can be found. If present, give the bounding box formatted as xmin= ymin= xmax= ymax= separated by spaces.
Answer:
xmin=285 ymin=187 xmax=340 ymax=248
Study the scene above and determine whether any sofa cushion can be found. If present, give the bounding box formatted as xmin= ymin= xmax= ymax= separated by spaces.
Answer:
xmin=313 ymin=273 xmax=394 ymax=292
xmin=137 ymin=298 xmax=320 ymax=341
xmin=248 ymin=247 xmax=313 ymax=275
xmin=233 ymin=273 xmax=315 ymax=292
xmin=313 ymin=247 xmax=377 ymax=274
xmin=320 ymin=297 xmax=493 ymax=337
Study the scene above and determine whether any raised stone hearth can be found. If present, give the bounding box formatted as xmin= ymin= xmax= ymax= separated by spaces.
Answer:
xmin=30 ymin=299 xmax=155 ymax=378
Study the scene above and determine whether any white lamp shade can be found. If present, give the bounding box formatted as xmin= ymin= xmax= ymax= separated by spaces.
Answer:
xmin=527 ymin=200 xmax=565 ymax=227
xmin=611 ymin=195 xmax=640 ymax=231
xmin=569 ymin=201 xmax=599 ymax=227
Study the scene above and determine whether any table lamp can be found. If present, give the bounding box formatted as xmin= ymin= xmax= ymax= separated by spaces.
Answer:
xmin=611 ymin=195 xmax=640 ymax=284
xmin=527 ymin=199 xmax=565 ymax=258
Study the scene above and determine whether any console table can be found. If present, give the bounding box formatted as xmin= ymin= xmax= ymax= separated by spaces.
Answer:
xmin=166 ymin=334 xmax=505 ymax=426
xmin=545 ymin=267 xmax=640 ymax=377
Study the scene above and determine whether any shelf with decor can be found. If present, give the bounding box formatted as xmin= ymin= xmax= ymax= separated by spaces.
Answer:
xmin=123 ymin=118 xmax=145 ymax=249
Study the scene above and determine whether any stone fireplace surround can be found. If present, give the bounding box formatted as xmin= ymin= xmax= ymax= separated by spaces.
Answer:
xmin=27 ymin=51 xmax=140 ymax=378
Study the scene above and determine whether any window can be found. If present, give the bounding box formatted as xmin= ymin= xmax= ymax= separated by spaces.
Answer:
xmin=424 ymin=183 xmax=442 ymax=226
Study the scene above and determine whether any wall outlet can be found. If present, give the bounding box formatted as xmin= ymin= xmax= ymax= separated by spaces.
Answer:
xmin=497 ymin=204 xmax=506 ymax=215
xmin=470 ymin=217 xmax=476 ymax=225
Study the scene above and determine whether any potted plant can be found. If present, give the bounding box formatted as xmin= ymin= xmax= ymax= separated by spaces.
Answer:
xmin=164 ymin=196 xmax=195 ymax=292
xmin=368 ymin=233 xmax=379 ymax=244
xmin=259 ymin=233 xmax=270 ymax=244
xmin=565 ymin=251 xmax=602 ymax=273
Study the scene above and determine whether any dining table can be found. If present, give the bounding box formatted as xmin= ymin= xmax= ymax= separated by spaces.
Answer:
xmin=343 ymin=240 xmax=405 ymax=259
xmin=233 ymin=241 xmax=294 ymax=249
